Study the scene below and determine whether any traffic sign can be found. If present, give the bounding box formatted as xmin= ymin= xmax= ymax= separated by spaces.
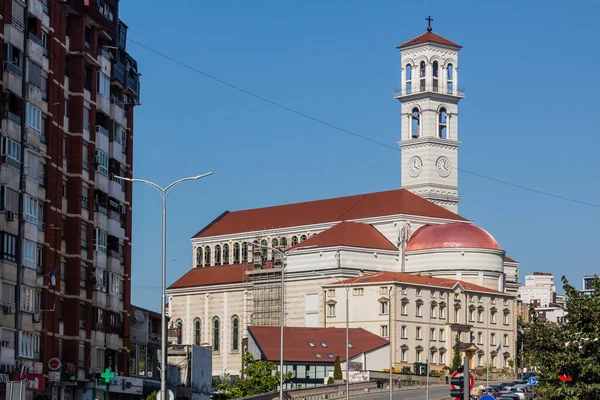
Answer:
xmin=48 ymin=358 xmax=61 ymax=371
xmin=480 ymin=395 xmax=495 ymax=400
xmin=156 ymin=389 xmax=175 ymax=400
xmin=529 ymin=376 xmax=538 ymax=386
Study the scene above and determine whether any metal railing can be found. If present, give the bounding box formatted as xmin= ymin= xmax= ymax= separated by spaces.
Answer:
xmin=394 ymin=85 xmax=466 ymax=97
xmin=3 ymin=61 xmax=23 ymax=77
xmin=96 ymin=125 xmax=109 ymax=137
xmin=108 ymin=210 xmax=121 ymax=222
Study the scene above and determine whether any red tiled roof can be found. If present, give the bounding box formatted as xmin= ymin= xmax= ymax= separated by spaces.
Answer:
xmin=406 ymin=223 xmax=501 ymax=252
xmin=504 ymin=256 xmax=517 ymax=263
xmin=398 ymin=32 xmax=462 ymax=49
xmin=193 ymin=189 xmax=466 ymax=238
xmin=329 ymin=271 xmax=504 ymax=294
xmin=248 ymin=326 xmax=388 ymax=363
xmin=289 ymin=221 xmax=397 ymax=251
xmin=168 ymin=263 xmax=249 ymax=289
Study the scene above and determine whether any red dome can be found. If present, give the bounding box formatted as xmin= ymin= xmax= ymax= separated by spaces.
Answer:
xmin=406 ymin=223 xmax=501 ymax=251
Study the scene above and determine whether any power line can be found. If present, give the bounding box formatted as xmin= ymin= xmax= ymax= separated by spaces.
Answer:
xmin=127 ymin=38 xmax=600 ymax=210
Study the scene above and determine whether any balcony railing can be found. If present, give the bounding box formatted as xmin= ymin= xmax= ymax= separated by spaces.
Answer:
xmin=28 ymin=33 xmax=43 ymax=47
xmin=96 ymin=125 xmax=109 ymax=137
xmin=108 ymin=210 xmax=121 ymax=222
xmin=4 ymin=110 xmax=21 ymax=125
xmin=3 ymin=61 xmax=23 ymax=77
xmin=393 ymin=85 xmax=466 ymax=98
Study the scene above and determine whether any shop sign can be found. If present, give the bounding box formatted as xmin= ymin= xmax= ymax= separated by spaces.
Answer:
xmin=13 ymin=374 xmax=46 ymax=391
xmin=108 ymin=377 xmax=144 ymax=395
xmin=48 ymin=371 xmax=61 ymax=382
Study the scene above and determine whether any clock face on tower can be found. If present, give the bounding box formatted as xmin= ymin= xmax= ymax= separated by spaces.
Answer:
xmin=408 ymin=156 xmax=423 ymax=177
xmin=436 ymin=156 xmax=452 ymax=177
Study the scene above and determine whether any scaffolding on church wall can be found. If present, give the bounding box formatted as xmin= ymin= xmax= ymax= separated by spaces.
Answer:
xmin=244 ymin=240 xmax=287 ymax=327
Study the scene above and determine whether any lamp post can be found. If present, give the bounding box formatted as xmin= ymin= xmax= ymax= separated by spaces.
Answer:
xmin=314 ymin=273 xmax=380 ymax=400
xmin=387 ymin=287 xmax=393 ymax=400
xmin=115 ymin=173 xmax=212 ymax=400
xmin=425 ymin=300 xmax=433 ymax=400
xmin=250 ymin=242 xmax=315 ymax=400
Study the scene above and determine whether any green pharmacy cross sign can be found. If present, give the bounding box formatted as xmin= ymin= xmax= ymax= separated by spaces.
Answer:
xmin=100 ymin=368 xmax=115 ymax=383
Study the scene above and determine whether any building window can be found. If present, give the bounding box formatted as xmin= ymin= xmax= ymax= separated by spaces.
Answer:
xmin=478 ymin=309 xmax=484 ymax=323
xmin=380 ymin=325 xmax=388 ymax=338
xmin=97 ymin=72 xmax=110 ymax=97
xmin=401 ymin=348 xmax=408 ymax=362
xmin=380 ymin=300 xmax=389 ymax=315
xmin=82 ymin=144 xmax=89 ymax=169
xmin=2 ymin=137 xmax=21 ymax=169
xmin=18 ymin=332 xmax=40 ymax=358
xmin=327 ymin=289 xmax=335 ymax=297
xmin=214 ymin=245 xmax=221 ymax=265
xmin=438 ymin=107 xmax=448 ymax=139
xmin=2 ymin=233 xmax=17 ymax=262
xmin=231 ymin=316 xmax=240 ymax=352
xmin=241 ymin=241 xmax=248 ymax=262
xmin=447 ymin=64 xmax=454 ymax=94
xmin=491 ymin=333 xmax=496 ymax=345
xmin=503 ymin=334 xmax=509 ymax=346
xmin=195 ymin=247 xmax=202 ymax=267
xmin=430 ymin=328 xmax=436 ymax=341
xmin=222 ymin=244 xmax=229 ymax=264
xmin=204 ymin=246 xmax=211 ymax=265
xmin=233 ymin=242 xmax=240 ymax=263
xmin=477 ymin=332 xmax=483 ymax=344
xmin=24 ymin=195 xmax=39 ymax=225
xmin=416 ymin=326 xmax=422 ymax=340
xmin=416 ymin=303 xmax=423 ymax=317
xmin=26 ymin=103 xmax=42 ymax=133
xmin=411 ymin=108 xmax=421 ymax=138
xmin=81 ymin=222 xmax=88 ymax=249
xmin=194 ymin=318 xmax=201 ymax=345
xmin=22 ymin=240 xmax=37 ymax=269
xmin=469 ymin=308 xmax=475 ymax=322
xmin=503 ymin=310 xmax=510 ymax=325
xmin=380 ymin=287 xmax=388 ymax=295
xmin=454 ymin=307 xmax=460 ymax=323
xmin=291 ymin=236 xmax=298 ymax=245
xmin=431 ymin=303 xmax=437 ymax=318
xmin=439 ymin=328 xmax=445 ymax=342
xmin=416 ymin=349 xmax=422 ymax=362
xmin=401 ymin=302 xmax=408 ymax=315
xmin=94 ymin=150 xmax=109 ymax=175
xmin=353 ymin=288 xmax=363 ymax=296
xmin=491 ymin=310 xmax=497 ymax=324
xmin=401 ymin=325 xmax=407 ymax=339
xmin=94 ymin=228 xmax=107 ymax=253
xmin=327 ymin=302 xmax=336 ymax=317
xmin=212 ymin=317 xmax=220 ymax=352
xmin=405 ymin=64 xmax=412 ymax=94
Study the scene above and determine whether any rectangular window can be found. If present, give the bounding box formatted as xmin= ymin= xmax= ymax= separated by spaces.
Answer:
xmin=113 ymin=124 xmax=122 ymax=144
xmin=380 ymin=301 xmax=389 ymax=315
xmin=94 ymin=228 xmax=107 ymax=253
xmin=1 ymin=137 xmax=21 ymax=169
xmin=327 ymin=289 xmax=335 ymax=297
xmin=2 ymin=233 xmax=17 ymax=261
xmin=109 ymin=273 xmax=123 ymax=297
xmin=352 ymin=288 xmax=363 ymax=296
xmin=439 ymin=328 xmax=445 ymax=342
xmin=82 ymin=144 xmax=89 ymax=169
xmin=491 ymin=333 xmax=496 ymax=345
xmin=81 ymin=222 xmax=88 ymax=249
xmin=380 ymin=325 xmax=388 ymax=338
xmin=18 ymin=332 xmax=40 ymax=359
xmin=24 ymin=195 xmax=38 ymax=224
xmin=94 ymin=150 xmax=109 ymax=175
xmin=327 ymin=303 xmax=335 ymax=317
xmin=503 ymin=334 xmax=509 ymax=346
xmin=83 ymin=107 xmax=90 ymax=132
xmin=37 ymin=204 xmax=44 ymax=230
xmin=26 ymin=104 xmax=42 ymax=132
xmin=97 ymin=72 xmax=110 ymax=97
xmin=25 ymin=152 xmax=40 ymax=179
xmin=401 ymin=325 xmax=407 ymax=339
xmin=416 ymin=326 xmax=422 ymax=340
xmin=27 ymin=61 xmax=42 ymax=89
xmin=430 ymin=328 xmax=436 ymax=341
xmin=1 ymin=185 xmax=19 ymax=212
xmin=22 ymin=240 xmax=37 ymax=269
xmin=380 ymin=287 xmax=388 ymax=295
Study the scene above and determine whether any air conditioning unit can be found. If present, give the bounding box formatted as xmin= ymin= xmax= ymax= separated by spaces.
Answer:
xmin=33 ymin=313 xmax=42 ymax=323
xmin=6 ymin=211 xmax=15 ymax=221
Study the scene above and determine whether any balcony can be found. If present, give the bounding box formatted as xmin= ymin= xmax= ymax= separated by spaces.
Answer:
xmin=28 ymin=34 xmax=45 ymax=66
xmin=96 ymin=94 xmax=110 ymax=116
xmin=111 ymin=62 xmax=125 ymax=86
xmin=3 ymin=62 xmax=23 ymax=97
xmin=29 ymin=0 xmax=50 ymax=27
xmin=27 ymin=84 xmax=44 ymax=109
xmin=125 ymin=73 xmax=139 ymax=95
xmin=393 ymin=85 xmax=465 ymax=99
xmin=95 ymin=171 xmax=109 ymax=193
xmin=3 ymin=111 xmax=21 ymax=139
xmin=96 ymin=125 xmax=109 ymax=152
xmin=110 ymin=97 xmax=125 ymax=125
xmin=108 ymin=179 xmax=125 ymax=203
xmin=108 ymin=250 xmax=124 ymax=275
xmin=108 ymin=210 xmax=124 ymax=238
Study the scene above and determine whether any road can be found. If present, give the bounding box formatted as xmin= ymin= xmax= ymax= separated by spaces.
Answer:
xmin=353 ymin=386 xmax=451 ymax=400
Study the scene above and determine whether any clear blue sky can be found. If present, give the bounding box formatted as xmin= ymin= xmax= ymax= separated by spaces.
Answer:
xmin=119 ymin=0 xmax=600 ymax=311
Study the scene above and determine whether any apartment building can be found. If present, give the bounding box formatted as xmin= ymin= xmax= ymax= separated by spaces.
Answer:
xmin=129 ymin=305 xmax=161 ymax=397
xmin=0 ymin=0 xmax=139 ymax=398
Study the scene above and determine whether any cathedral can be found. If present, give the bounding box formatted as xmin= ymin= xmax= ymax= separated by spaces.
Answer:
xmin=166 ymin=25 xmax=519 ymax=381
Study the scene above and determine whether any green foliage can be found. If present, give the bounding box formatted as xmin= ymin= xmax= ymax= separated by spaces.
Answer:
xmin=146 ymin=391 xmax=158 ymax=400
xmin=508 ymin=359 xmax=515 ymax=368
xmin=452 ymin=334 xmax=462 ymax=371
xmin=327 ymin=376 xmax=334 ymax=385
xmin=523 ymin=275 xmax=600 ymax=399
xmin=333 ymin=356 xmax=343 ymax=380
xmin=215 ymin=351 xmax=293 ymax=399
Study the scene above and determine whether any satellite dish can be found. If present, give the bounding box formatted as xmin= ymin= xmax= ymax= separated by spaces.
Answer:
xmin=134 ymin=310 xmax=145 ymax=323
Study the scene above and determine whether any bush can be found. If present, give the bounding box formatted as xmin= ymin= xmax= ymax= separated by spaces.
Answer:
xmin=333 ymin=356 xmax=343 ymax=380
xmin=327 ymin=376 xmax=334 ymax=385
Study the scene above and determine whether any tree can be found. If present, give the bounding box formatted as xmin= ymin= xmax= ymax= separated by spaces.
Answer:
xmin=146 ymin=391 xmax=158 ymax=400
xmin=523 ymin=276 xmax=600 ymax=399
xmin=333 ymin=356 xmax=343 ymax=380
xmin=452 ymin=333 xmax=462 ymax=371
xmin=215 ymin=351 xmax=292 ymax=399
xmin=327 ymin=376 xmax=334 ymax=385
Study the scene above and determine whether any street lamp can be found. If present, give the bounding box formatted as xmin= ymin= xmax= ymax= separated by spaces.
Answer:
xmin=314 ymin=272 xmax=381 ymax=400
xmin=250 ymin=242 xmax=315 ymax=400
xmin=114 ymin=173 xmax=212 ymax=400
xmin=425 ymin=300 xmax=433 ymax=400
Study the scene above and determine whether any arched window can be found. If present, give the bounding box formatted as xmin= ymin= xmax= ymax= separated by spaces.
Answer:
xmin=194 ymin=318 xmax=201 ymax=345
xmin=272 ymin=238 xmax=279 ymax=248
xmin=231 ymin=316 xmax=240 ymax=352
xmin=301 ymin=235 xmax=308 ymax=242
xmin=405 ymin=64 xmax=412 ymax=94
xmin=212 ymin=317 xmax=220 ymax=352
xmin=438 ymin=108 xmax=448 ymax=139
xmin=233 ymin=243 xmax=240 ymax=263
xmin=280 ymin=237 xmax=288 ymax=247
xmin=223 ymin=244 xmax=230 ymax=264
xmin=204 ymin=246 xmax=211 ymax=266
xmin=432 ymin=61 xmax=439 ymax=92
xmin=411 ymin=108 xmax=421 ymax=138
xmin=195 ymin=247 xmax=202 ymax=268
xmin=175 ymin=319 xmax=183 ymax=345
xmin=291 ymin=236 xmax=299 ymax=245
xmin=214 ymin=245 xmax=221 ymax=265
xmin=447 ymin=64 xmax=454 ymax=94
xmin=241 ymin=242 xmax=248 ymax=263
xmin=419 ymin=61 xmax=426 ymax=91
xmin=260 ymin=239 xmax=268 ymax=261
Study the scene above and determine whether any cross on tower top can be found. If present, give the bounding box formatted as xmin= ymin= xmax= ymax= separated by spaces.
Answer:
xmin=426 ymin=16 xmax=433 ymax=32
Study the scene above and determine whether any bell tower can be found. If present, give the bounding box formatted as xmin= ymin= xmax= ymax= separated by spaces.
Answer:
xmin=396 ymin=17 xmax=464 ymax=213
